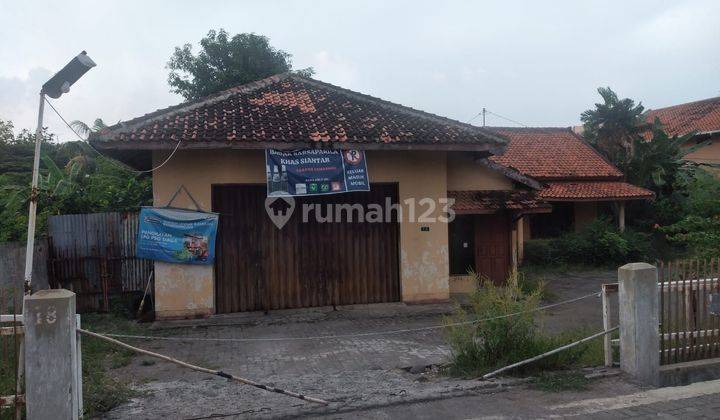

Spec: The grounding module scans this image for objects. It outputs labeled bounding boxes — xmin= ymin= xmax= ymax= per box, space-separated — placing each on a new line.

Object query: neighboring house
xmin=644 ymin=96 xmax=720 ymax=167
xmin=91 ymin=74 xmax=651 ymax=318
xmin=485 ymin=127 xmax=653 ymax=238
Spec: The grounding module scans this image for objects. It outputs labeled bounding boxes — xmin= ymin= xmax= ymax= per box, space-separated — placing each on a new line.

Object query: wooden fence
xmin=47 ymin=212 xmax=152 ymax=312
xmin=658 ymin=259 xmax=720 ymax=365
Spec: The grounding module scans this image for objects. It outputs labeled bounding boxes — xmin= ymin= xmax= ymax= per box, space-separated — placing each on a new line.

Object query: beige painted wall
xmin=151 ymin=149 xmax=464 ymax=318
xmin=574 ymin=201 xmax=598 ymax=232
xmin=685 ymin=137 xmax=720 ymax=169
xmin=446 ymin=153 xmax=513 ymax=190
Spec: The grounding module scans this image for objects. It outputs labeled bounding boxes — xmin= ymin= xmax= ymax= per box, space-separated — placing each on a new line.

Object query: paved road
xmin=318 ymin=379 xmax=720 ymax=419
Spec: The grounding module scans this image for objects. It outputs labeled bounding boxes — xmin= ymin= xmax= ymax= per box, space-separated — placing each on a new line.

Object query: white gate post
xmin=618 ymin=263 xmax=659 ymax=386
xmin=23 ymin=289 xmax=81 ymax=420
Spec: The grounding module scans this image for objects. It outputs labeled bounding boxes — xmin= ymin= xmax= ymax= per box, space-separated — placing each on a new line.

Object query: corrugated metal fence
xmin=47 ymin=212 xmax=151 ymax=312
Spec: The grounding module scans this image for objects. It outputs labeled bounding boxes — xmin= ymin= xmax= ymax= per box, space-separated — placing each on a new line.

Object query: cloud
xmin=310 ymin=51 xmax=359 ymax=87
xmin=632 ymin=0 xmax=720 ymax=54
xmin=0 ymin=68 xmax=53 ymax=133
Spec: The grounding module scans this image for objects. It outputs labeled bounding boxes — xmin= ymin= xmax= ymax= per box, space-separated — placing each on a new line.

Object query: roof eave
xmin=90 ymin=139 xmax=506 ymax=154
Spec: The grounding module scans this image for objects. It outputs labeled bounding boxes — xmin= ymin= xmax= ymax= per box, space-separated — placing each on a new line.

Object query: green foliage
xmin=167 ymin=29 xmax=314 ymax=100
xmin=581 ymin=87 xmax=648 ymax=168
xmin=661 ymin=170 xmax=720 ymax=258
xmin=444 ymin=272 xmax=599 ymax=377
xmin=523 ymin=218 xmax=652 ymax=267
xmin=0 ymin=118 xmax=152 ymax=242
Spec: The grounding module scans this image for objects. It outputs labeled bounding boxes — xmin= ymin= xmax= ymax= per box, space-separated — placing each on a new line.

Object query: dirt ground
xmin=101 ymin=269 xmax=621 ymax=419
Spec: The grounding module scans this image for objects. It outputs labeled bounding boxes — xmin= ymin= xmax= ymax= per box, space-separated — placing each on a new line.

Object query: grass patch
xmin=444 ymin=271 xmax=608 ymax=378
xmin=80 ymin=313 xmax=149 ymax=417
xmin=532 ymin=372 xmax=591 ymax=392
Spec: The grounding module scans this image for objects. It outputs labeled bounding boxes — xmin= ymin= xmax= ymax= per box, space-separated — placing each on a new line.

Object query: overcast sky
xmin=1 ymin=0 xmax=718 ymax=141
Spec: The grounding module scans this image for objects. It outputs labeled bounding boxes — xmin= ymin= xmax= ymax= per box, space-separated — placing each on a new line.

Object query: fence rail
xmin=659 ymin=259 xmax=720 ymax=365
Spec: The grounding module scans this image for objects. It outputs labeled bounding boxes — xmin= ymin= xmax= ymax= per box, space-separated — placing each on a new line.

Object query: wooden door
xmin=474 ymin=213 xmax=511 ymax=284
xmin=212 ymin=184 xmax=400 ymax=313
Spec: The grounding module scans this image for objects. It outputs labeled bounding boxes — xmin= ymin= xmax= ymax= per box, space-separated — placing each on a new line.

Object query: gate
xmin=212 ymin=184 xmax=401 ymax=313
xmin=659 ymin=258 xmax=720 ymax=365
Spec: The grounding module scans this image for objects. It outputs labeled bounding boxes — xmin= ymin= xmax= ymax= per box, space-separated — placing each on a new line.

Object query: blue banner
xmin=136 ymin=207 xmax=218 ymax=265
xmin=265 ymin=149 xmax=370 ymax=196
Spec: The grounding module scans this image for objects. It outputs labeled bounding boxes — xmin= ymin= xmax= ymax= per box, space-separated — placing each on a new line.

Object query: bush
xmin=523 ymin=218 xmax=653 ymax=268
xmin=444 ymin=271 xmax=597 ymax=377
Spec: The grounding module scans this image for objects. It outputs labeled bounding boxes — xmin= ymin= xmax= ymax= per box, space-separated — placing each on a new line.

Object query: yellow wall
xmin=152 ymin=149 xmax=478 ymax=318
xmin=574 ymin=201 xmax=598 ymax=232
xmin=684 ymin=137 xmax=720 ymax=173
xmin=446 ymin=153 xmax=513 ymax=190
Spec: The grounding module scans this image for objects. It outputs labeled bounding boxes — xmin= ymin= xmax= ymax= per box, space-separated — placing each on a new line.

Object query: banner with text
xmin=265 ymin=149 xmax=370 ymax=196
xmin=136 ymin=207 xmax=218 ymax=265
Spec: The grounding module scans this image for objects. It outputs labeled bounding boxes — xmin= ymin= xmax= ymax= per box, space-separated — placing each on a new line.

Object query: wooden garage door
xmin=474 ymin=213 xmax=511 ymax=284
xmin=212 ymin=184 xmax=400 ymax=313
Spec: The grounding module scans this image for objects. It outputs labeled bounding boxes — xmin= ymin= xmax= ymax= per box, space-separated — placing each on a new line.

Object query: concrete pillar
xmin=618 ymin=263 xmax=659 ymax=386
xmin=23 ymin=289 xmax=80 ymax=420
xmin=618 ymin=201 xmax=626 ymax=232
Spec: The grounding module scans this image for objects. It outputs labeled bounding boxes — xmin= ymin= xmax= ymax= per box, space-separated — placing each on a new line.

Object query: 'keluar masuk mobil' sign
xmin=265 ymin=149 xmax=370 ymax=196
xmin=136 ymin=207 xmax=218 ymax=264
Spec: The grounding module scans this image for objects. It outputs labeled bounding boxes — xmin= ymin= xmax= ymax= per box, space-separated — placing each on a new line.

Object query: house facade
xmin=644 ymin=96 xmax=720 ymax=169
xmin=486 ymin=127 xmax=653 ymax=239
xmin=92 ymin=74 xmax=651 ymax=319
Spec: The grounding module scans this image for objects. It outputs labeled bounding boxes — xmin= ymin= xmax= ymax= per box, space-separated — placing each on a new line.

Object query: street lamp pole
xmin=23 ymin=51 xmax=95 ymax=293
xmin=23 ymin=92 xmax=46 ymax=292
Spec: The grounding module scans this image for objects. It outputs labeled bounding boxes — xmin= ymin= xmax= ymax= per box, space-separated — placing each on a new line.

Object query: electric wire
xmin=43 ymin=97 xmax=182 ymax=174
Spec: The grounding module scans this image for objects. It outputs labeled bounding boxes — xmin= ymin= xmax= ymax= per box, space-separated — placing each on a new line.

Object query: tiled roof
xmin=486 ymin=127 xmax=622 ymax=181
xmin=538 ymin=182 xmax=654 ymax=201
xmin=90 ymin=73 xmax=505 ymax=152
xmin=645 ymin=97 xmax=720 ymax=137
xmin=449 ymin=190 xmax=552 ymax=214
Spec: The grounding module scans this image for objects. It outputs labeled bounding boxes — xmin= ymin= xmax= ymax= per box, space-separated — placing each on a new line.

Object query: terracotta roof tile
xmin=486 ymin=127 xmax=622 ymax=180
xmin=449 ymin=190 xmax=552 ymax=214
xmin=538 ymin=182 xmax=654 ymax=201
xmin=91 ymin=73 xmax=505 ymax=151
xmin=645 ymin=97 xmax=720 ymax=137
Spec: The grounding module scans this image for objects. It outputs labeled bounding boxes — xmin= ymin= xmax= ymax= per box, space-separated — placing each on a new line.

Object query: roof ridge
xmin=93 ymin=73 xmax=506 ymax=146
xmin=92 ymin=73 xmax=295 ymax=138
xmin=290 ymin=75 xmax=506 ymax=142
xmin=646 ymin=95 xmax=720 ymax=114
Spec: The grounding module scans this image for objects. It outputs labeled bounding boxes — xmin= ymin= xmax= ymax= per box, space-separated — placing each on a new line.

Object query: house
xmin=644 ymin=96 xmax=720 ymax=168
xmin=485 ymin=127 xmax=653 ymax=238
xmin=91 ymin=74 xmax=651 ymax=318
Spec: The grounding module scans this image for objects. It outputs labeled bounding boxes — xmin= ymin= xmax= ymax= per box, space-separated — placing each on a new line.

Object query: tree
xmin=167 ymin=29 xmax=314 ymax=100
xmin=70 ymin=118 xmax=108 ymax=138
xmin=581 ymin=87 xmax=649 ymax=168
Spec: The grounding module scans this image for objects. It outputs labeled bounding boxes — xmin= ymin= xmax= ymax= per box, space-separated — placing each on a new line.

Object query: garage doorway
xmin=212 ymin=184 xmax=400 ymax=313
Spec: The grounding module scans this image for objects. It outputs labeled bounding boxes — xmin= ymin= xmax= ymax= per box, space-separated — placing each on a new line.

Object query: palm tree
xmin=70 ymin=118 xmax=108 ymax=139
xmin=580 ymin=87 xmax=649 ymax=169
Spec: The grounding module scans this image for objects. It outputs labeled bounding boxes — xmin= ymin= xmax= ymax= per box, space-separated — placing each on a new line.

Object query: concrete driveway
xmin=103 ymin=270 xmax=619 ymax=419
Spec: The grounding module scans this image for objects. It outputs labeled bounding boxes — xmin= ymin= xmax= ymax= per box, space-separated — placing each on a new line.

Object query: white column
xmin=23 ymin=289 xmax=80 ymax=420
xmin=618 ymin=201 xmax=626 ymax=232
xmin=618 ymin=263 xmax=659 ymax=386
